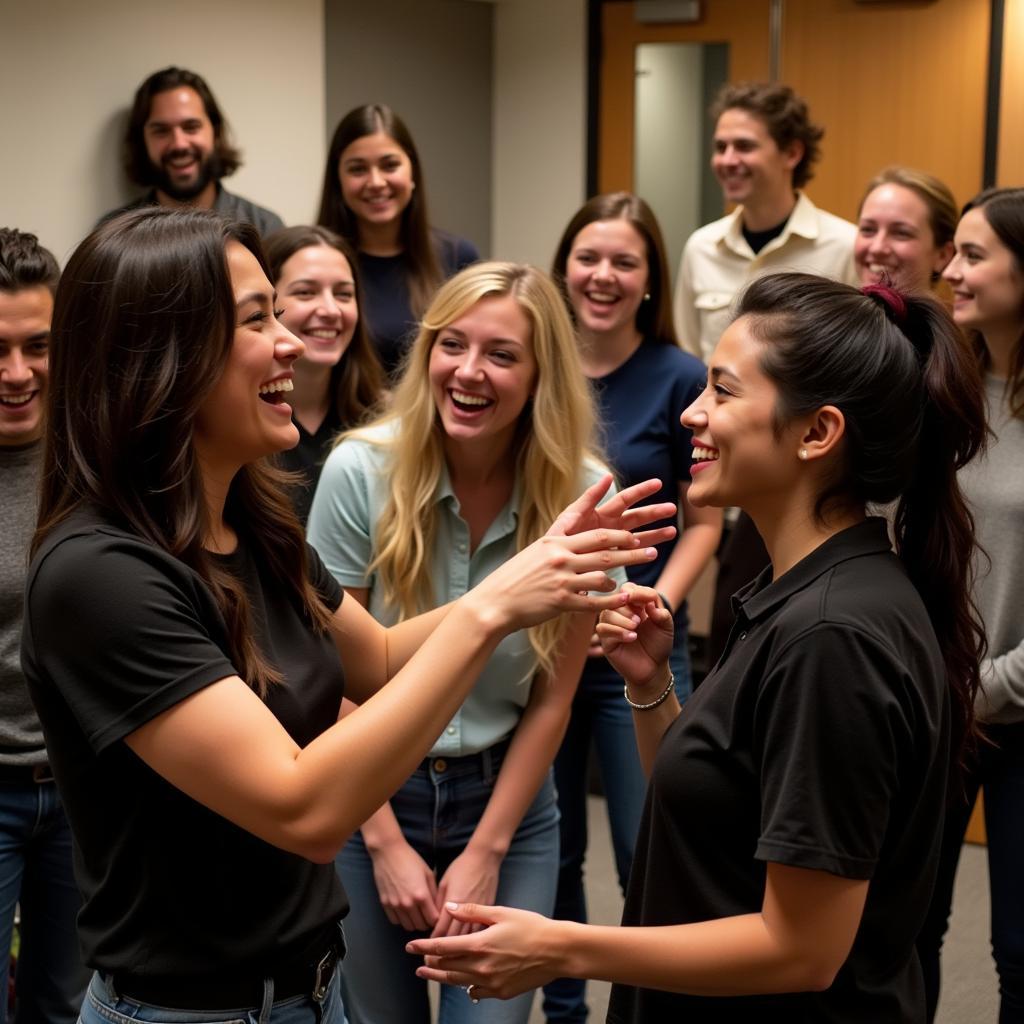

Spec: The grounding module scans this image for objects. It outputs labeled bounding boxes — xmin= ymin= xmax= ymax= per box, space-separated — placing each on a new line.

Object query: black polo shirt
xmin=608 ymin=518 xmax=948 ymax=1023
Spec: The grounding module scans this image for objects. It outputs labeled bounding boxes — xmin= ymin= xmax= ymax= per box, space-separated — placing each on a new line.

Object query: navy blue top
xmin=590 ymin=338 xmax=705 ymax=624
xmin=359 ymin=228 xmax=479 ymax=378
xmin=593 ymin=337 xmax=704 ymax=593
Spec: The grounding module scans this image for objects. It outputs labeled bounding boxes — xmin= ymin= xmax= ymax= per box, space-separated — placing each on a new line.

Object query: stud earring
xmin=799 ymin=448 xmax=808 ymax=460
xmin=643 ymin=292 xmax=651 ymax=301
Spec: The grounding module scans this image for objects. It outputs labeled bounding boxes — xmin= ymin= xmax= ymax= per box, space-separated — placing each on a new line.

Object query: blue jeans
xmin=917 ymin=722 xmax=1024 ymax=1023
xmin=542 ymin=635 xmax=691 ymax=1023
xmin=0 ymin=777 xmax=88 ymax=1024
xmin=79 ymin=969 xmax=346 ymax=1024
xmin=336 ymin=744 xmax=560 ymax=1024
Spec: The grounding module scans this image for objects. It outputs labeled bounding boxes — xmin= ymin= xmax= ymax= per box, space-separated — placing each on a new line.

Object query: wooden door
xmin=598 ymin=0 xmax=772 ymax=195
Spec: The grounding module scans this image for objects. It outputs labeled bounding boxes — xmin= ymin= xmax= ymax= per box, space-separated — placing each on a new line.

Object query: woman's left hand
xmin=408 ymin=902 xmax=562 ymax=1000
xmin=432 ymin=850 xmax=503 ymax=938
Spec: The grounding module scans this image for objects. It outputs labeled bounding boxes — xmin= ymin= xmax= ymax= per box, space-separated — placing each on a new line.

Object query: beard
xmin=152 ymin=147 xmax=222 ymax=202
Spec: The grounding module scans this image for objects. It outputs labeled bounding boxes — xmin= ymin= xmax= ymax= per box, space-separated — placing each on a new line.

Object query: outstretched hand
xmin=547 ymin=475 xmax=677 ymax=549
xmin=470 ymin=477 xmax=677 ymax=633
xmin=407 ymin=902 xmax=563 ymax=1002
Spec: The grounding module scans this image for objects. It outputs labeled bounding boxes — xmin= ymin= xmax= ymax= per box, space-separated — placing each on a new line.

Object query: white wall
xmin=492 ymin=0 xmax=588 ymax=267
xmin=0 ymin=0 xmax=326 ymax=264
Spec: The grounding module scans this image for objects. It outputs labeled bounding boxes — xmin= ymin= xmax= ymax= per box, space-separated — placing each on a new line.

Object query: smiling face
xmin=682 ymin=315 xmax=806 ymax=515
xmin=428 ymin=294 xmax=537 ymax=458
xmin=194 ymin=243 xmax=305 ymax=473
xmin=944 ymin=206 xmax=1024 ymax=336
xmin=565 ymin=218 xmax=649 ymax=342
xmin=0 ymin=285 xmax=52 ymax=446
xmin=855 ymin=183 xmax=951 ymax=294
xmin=711 ymin=108 xmax=800 ymax=210
xmin=143 ymin=87 xmax=218 ymax=202
xmin=276 ymin=244 xmax=357 ymax=370
xmin=338 ymin=131 xmax=415 ymax=236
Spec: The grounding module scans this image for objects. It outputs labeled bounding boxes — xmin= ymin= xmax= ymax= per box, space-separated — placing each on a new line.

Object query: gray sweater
xmin=0 ymin=441 xmax=45 ymax=764
xmin=963 ymin=374 xmax=1024 ymax=724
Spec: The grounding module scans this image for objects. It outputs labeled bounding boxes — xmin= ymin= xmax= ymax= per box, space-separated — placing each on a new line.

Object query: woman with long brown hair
xmin=317 ymin=104 xmax=478 ymax=377
xmin=19 ymin=207 xmax=672 ymax=1024
xmin=264 ymin=225 xmax=384 ymax=523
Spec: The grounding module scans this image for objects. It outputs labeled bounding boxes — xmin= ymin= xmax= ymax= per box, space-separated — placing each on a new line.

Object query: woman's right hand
xmin=469 ymin=477 xmax=677 ymax=634
xmin=366 ymin=833 xmax=441 ymax=933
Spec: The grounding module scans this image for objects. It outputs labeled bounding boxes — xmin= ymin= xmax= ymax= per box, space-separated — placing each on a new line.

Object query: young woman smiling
xmin=20 ymin=209 xmax=673 ymax=1024
xmin=408 ymin=271 xmax=986 ymax=1023
xmin=917 ymin=187 xmax=1024 ymax=1022
xmin=855 ymin=167 xmax=957 ymax=295
xmin=316 ymin=104 xmax=479 ymax=378
xmin=307 ymin=261 xmax=630 ymax=1024
xmin=544 ymin=193 xmax=720 ymax=1023
xmin=265 ymin=226 xmax=384 ymax=524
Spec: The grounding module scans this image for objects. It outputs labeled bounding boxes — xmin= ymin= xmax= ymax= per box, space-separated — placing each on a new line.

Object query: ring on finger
xmin=466 ymin=983 xmax=480 ymax=1004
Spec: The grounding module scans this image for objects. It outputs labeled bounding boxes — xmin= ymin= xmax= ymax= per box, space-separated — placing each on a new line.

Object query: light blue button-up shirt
xmin=307 ymin=422 xmax=621 ymax=756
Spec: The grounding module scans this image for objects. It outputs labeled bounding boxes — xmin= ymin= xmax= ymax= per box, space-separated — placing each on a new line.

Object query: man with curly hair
xmin=674 ymin=82 xmax=857 ymax=362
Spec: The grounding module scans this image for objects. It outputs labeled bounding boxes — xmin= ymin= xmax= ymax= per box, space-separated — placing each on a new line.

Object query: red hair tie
xmin=861 ymin=283 xmax=908 ymax=327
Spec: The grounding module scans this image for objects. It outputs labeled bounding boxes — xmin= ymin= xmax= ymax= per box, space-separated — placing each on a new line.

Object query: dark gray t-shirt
xmin=0 ymin=440 xmax=45 ymax=765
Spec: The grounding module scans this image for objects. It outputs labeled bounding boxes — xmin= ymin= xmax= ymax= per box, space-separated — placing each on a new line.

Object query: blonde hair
xmin=341 ymin=261 xmax=604 ymax=676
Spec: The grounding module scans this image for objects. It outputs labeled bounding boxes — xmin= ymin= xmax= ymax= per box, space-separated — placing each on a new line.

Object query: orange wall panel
xmin=781 ymin=0 xmax=989 ymax=220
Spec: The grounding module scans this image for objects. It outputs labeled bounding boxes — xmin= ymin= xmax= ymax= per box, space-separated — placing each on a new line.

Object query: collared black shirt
xmin=608 ymin=518 xmax=948 ymax=1023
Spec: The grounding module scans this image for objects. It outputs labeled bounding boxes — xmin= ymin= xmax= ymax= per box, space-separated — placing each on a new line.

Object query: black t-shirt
xmin=608 ymin=519 xmax=948 ymax=1023
xmin=21 ymin=508 xmax=348 ymax=983
xmin=277 ymin=407 xmax=344 ymax=526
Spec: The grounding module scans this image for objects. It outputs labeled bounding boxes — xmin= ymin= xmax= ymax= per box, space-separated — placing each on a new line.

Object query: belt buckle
xmin=311 ymin=948 xmax=334 ymax=1002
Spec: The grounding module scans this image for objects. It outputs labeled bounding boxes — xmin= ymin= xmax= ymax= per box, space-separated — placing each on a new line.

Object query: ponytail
xmin=889 ymin=296 xmax=987 ymax=764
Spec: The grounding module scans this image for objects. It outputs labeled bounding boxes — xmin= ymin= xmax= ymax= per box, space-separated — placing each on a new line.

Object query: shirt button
xmin=458 ymin=542 xmax=467 ymax=553
xmin=446 ymin=725 xmax=457 ymax=735
xmin=433 ymin=759 xmax=448 ymax=773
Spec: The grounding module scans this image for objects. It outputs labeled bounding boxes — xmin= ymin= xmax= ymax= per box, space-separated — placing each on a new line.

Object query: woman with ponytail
xmin=409 ymin=271 xmax=986 ymax=1023
xmin=917 ymin=186 xmax=1024 ymax=1022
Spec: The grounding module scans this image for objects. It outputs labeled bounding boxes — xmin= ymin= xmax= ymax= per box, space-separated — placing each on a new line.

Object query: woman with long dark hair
xmin=317 ymin=104 xmax=478 ymax=377
xmin=19 ymin=207 xmax=673 ymax=1024
xmin=544 ymin=193 xmax=720 ymax=1022
xmin=409 ymin=271 xmax=987 ymax=1023
xmin=264 ymin=225 xmax=384 ymax=523
xmin=917 ymin=186 xmax=1024 ymax=1022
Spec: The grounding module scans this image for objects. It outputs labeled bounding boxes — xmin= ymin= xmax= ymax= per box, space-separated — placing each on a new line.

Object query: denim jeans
xmin=917 ymin=721 xmax=1024 ymax=1024
xmin=336 ymin=744 xmax=560 ymax=1024
xmin=542 ymin=634 xmax=691 ymax=1023
xmin=79 ymin=969 xmax=346 ymax=1024
xmin=0 ymin=777 xmax=89 ymax=1024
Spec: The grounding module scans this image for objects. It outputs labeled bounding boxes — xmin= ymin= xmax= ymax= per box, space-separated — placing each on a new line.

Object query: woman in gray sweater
xmin=918 ymin=186 xmax=1024 ymax=1022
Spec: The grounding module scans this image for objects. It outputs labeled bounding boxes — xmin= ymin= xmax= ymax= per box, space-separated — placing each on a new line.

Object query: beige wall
xmin=0 ymin=0 xmax=326 ymax=264
xmin=491 ymin=0 xmax=587 ymax=267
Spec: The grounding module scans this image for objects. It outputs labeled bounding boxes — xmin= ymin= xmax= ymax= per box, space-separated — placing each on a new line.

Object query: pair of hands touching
xmin=389 ymin=477 xmax=677 ymax=989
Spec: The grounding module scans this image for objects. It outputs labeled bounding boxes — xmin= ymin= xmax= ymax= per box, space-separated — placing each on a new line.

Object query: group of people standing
xmin=0 ymin=63 xmax=1020 ymax=1024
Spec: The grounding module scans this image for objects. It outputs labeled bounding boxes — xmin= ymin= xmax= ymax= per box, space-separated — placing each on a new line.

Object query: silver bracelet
xmin=624 ymin=672 xmax=675 ymax=711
